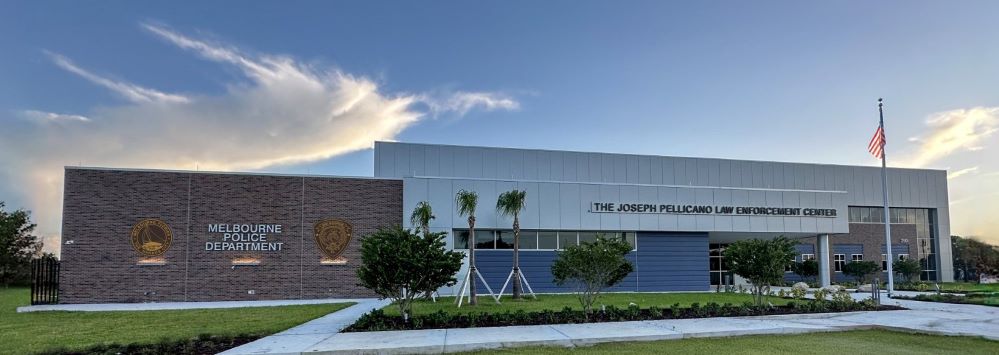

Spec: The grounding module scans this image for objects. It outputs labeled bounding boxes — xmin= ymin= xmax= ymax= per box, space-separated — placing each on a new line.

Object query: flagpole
xmin=879 ymin=98 xmax=895 ymax=297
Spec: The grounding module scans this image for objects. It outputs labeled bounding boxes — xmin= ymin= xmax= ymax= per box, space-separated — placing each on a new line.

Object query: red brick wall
xmin=60 ymin=168 xmax=401 ymax=304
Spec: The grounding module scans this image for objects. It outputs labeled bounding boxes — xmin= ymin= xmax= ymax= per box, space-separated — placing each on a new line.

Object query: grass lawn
xmin=460 ymin=329 xmax=999 ymax=354
xmin=384 ymin=292 xmax=795 ymax=316
xmin=0 ymin=287 xmax=353 ymax=355
xmin=898 ymin=282 xmax=999 ymax=293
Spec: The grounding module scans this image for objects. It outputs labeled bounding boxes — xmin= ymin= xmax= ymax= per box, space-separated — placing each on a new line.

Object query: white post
xmin=818 ymin=234 xmax=831 ymax=287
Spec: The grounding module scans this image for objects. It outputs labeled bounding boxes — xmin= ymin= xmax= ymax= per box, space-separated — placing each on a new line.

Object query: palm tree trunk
xmin=468 ymin=217 xmax=478 ymax=305
xmin=512 ymin=214 xmax=522 ymax=299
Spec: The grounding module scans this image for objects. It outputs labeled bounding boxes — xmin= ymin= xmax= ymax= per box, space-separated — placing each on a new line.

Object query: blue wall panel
xmin=636 ymin=232 xmax=709 ymax=291
xmin=471 ymin=250 xmax=638 ymax=293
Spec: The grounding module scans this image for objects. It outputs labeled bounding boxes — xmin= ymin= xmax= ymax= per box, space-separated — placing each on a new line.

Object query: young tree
xmin=842 ymin=260 xmax=880 ymax=285
xmin=893 ymin=258 xmax=921 ymax=283
xmin=356 ymin=226 xmax=463 ymax=321
xmin=496 ymin=189 xmax=527 ymax=299
xmin=723 ymin=236 xmax=797 ymax=306
xmin=551 ymin=235 xmax=634 ymax=315
xmin=791 ymin=259 xmax=819 ymax=284
xmin=455 ymin=189 xmax=480 ymax=305
xmin=409 ymin=201 xmax=435 ymax=236
xmin=0 ymin=202 xmax=43 ymax=287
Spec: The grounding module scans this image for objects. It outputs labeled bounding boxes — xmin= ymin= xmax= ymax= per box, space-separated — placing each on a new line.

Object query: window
xmin=709 ymin=243 xmax=731 ymax=286
xmin=851 ymin=254 xmax=863 ymax=262
xmin=834 ymin=254 xmax=846 ymax=272
xmin=898 ymin=254 xmax=909 ymax=261
xmin=454 ymin=229 xmax=637 ymax=252
xmin=475 ymin=230 xmax=495 ymax=249
xmin=537 ymin=231 xmax=557 ymax=250
xmin=802 ymin=254 xmax=815 ymax=261
xmin=557 ymin=231 xmax=577 ymax=250
xmin=519 ymin=230 xmax=538 ymax=249
xmin=786 ymin=256 xmax=795 ymax=273
xmin=455 ymin=230 xmax=469 ymax=249
xmin=881 ymin=254 xmax=887 ymax=271
xmin=577 ymin=231 xmax=599 ymax=245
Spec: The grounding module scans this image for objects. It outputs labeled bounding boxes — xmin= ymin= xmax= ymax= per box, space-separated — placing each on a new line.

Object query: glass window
xmin=851 ymin=254 xmax=863 ymax=262
xmin=881 ymin=254 xmax=887 ymax=271
xmin=861 ymin=208 xmax=871 ymax=223
xmin=898 ymin=254 xmax=908 ymax=260
xmin=834 ymin=254 xmax=846 ymax=272
xmin=537 ymin=231 xmax=557 ymax=249
xmin=454 ymin=230 xmax=469 ymax=249
xmin=871 ymin=208 xmax=884 ymax=223
xmin=495 ymin=230 xmax=515 ymax=249
xmin=623 ymin=232 xmax=637 ymax=250
xmin=518 ymin=230 xmax=538 ymax=250
xmin=578 ymin=232 xmax=599 ymax=245
xmin=850 ymin=207 xmax=861 ymax=222
xmin=557 ymin=231 xmax=577 ymax=249
xmin=474 ymin=230 xmax=495 ymax=249
xmin=906 ymin=209 xmax=916 ymax=224
xmin=802 ymin=254 xmax=815 ymax=261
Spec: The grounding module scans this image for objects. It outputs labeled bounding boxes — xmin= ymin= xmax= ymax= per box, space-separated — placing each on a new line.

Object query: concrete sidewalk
xmin=17 ymin=298 xmax=371 ymax=313
xmin=221 ymin=295 xmax=999 ymax=355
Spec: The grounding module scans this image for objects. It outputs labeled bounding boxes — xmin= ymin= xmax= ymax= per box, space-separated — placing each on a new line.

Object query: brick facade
xmin=60 ymin=168 xmax=402 ymax=304
xmin=795 ymin=223 xmax=918 ymax=283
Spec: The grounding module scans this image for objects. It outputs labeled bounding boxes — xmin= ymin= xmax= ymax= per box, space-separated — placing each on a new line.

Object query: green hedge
xmin=36 ymin=334 xmax=258 ymax=355
xmin=346 ymin=300 xmax=901 ymax=332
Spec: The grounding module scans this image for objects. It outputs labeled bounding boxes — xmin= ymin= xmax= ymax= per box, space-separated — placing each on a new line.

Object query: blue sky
xmin=2 ymin=1 xmax=998 ymax=250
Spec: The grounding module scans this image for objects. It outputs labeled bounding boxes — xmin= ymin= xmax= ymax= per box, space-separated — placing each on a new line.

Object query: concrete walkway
xmin=219 ymin=298 xmax=392 ymax=355
xmin=17 ymin=298 xmax=372 ymax=313
xmin=221 ymin=294 xmax=999 ymax=355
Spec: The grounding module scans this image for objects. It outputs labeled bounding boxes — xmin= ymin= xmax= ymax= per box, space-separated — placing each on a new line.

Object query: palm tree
xmin=455 ymin=189 xmax=479 ymax=305
xmin=496 ymin=189 xmax=527 ymax=299
xmin=410 ymin=201 xmax=436 ymax=299
xmin=410 ymin=201 xmax=434 ymax=236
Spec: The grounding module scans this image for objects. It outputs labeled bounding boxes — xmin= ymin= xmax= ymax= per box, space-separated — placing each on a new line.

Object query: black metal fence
xmin=31 ymin=258 xmax=60 ymax=305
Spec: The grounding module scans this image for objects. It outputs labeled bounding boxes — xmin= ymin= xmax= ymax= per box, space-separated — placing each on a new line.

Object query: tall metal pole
xmin=879 ymin=98 xmax=895 ymax=297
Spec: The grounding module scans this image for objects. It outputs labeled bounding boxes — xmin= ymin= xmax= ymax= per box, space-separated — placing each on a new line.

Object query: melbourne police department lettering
xmin=205 ymin=224 xmax=285 ymax=251
xmin=590 ymin=203 xmax=837 ymax=217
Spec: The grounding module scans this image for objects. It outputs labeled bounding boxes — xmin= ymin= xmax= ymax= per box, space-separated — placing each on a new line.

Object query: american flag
xmin=868 ymin=125 xmax=886 ymax=159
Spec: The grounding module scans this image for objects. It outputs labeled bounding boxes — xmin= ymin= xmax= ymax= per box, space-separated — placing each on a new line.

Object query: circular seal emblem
xmin=314 ymin=219 xmax=352 ymax=260
xmin=130 ymin=219 xmax=173 ymax=257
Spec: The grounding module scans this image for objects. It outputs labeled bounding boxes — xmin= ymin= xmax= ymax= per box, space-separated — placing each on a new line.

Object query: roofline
xmin=64 ymin=166 xmax=402 ymax=181
xmin=374 ymin=141 xmax=948 ymax=174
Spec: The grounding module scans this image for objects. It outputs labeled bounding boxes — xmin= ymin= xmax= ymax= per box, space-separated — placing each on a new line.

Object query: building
xmin=58 ymin=142 xmax=952 ymax=303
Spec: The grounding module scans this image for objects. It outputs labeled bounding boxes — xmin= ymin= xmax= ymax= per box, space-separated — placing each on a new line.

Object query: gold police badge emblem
xmin=314 ymin=219 xmax=352 ymax=260
xmin=130 ymin=219 xmax=173 ymax=257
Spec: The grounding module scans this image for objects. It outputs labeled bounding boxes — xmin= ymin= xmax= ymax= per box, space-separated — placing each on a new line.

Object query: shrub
xmin=842 ymin=261 xmax=880 ymax=284
xmin=723 ymin=236 xmax=797 ymax=306
xmin=551 ymin=235 xmax=634 ymax=314
xmin=893 ymin=258 xmax=921 ymax=283
xmin=356 ymin=226 xmax=464 ymax=321
xmin=791 ymin=259 xmax=819 ymax=283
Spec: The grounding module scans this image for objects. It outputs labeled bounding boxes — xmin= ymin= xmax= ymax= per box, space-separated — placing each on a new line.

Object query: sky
xmin=1 ymin=1 xmax=998 ymax=255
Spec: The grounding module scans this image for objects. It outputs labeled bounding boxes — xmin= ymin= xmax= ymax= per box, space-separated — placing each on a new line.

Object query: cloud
xmin=422 ymin=91 xmax=520 ymax=116
xmin=947 ymin=166 xmax=979 ymax=180
xmin=1 ymin=23 xmax=518 ymax=255
xmin=18 ymin=110 xmax=91 ymax=123
xmin=902 ymin=107 xmax=999 ymax=167
xmin=45 ymin=51 xmax=190 ymax=104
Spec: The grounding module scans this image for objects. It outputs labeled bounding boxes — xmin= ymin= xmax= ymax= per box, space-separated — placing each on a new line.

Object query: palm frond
xmin=496 ymin=189 xmax=526 ymax=217
xmin=455 ymin=189 xmax=478 ymax=217
xmin=410 ymin=201 xmax=435 ymax=230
